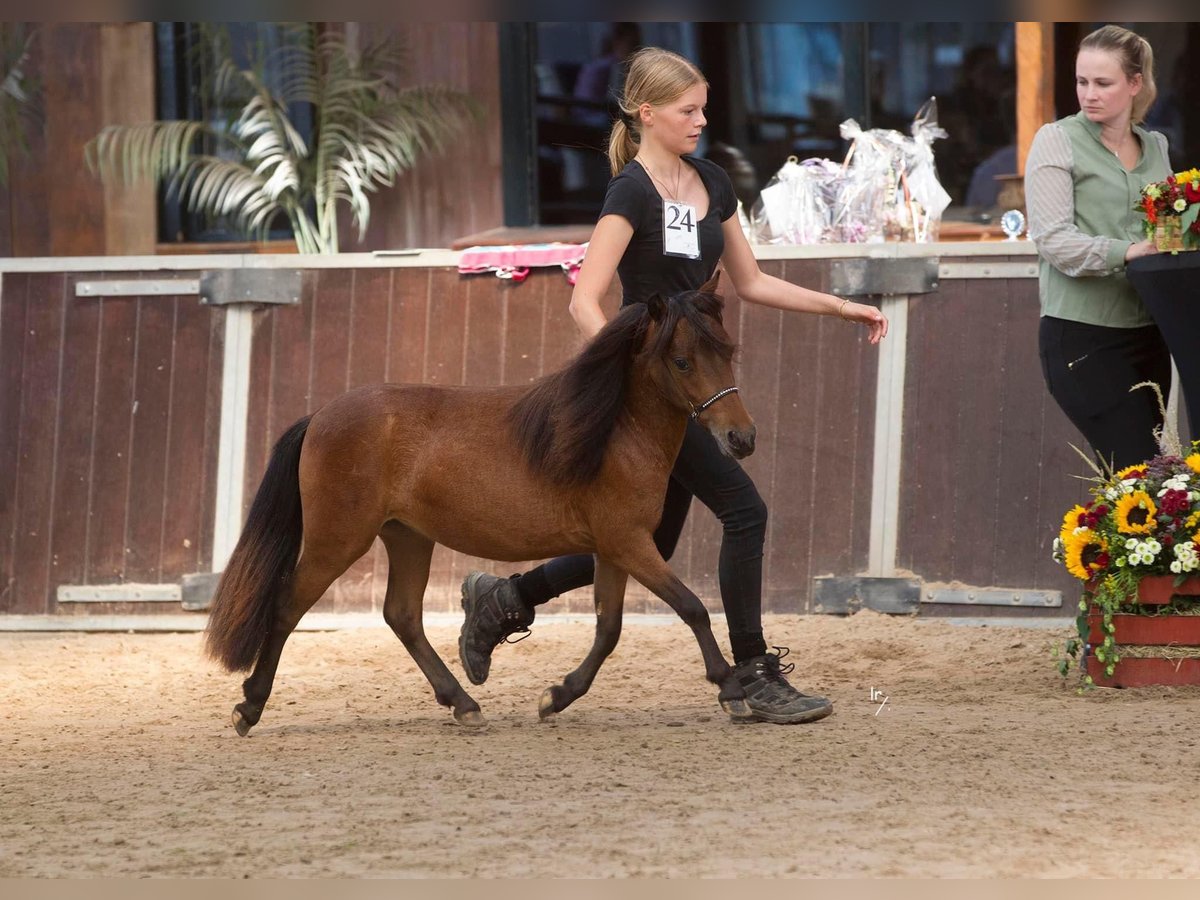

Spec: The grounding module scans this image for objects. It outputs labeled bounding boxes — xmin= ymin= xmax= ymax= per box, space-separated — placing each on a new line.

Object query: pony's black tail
xmin=204 ymin=415 xmax=311 ymax=672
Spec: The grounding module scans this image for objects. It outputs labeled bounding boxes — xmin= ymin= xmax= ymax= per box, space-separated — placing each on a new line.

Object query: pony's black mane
xmin=508 ymin=290 xmax=735 ymax=486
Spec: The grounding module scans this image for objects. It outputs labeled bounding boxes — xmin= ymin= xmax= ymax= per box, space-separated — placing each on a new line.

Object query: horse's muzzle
xmin=724 ymin=425 xmax=756 ymax=459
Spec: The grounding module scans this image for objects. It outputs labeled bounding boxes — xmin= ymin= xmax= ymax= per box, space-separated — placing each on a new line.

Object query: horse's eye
xmin=673 ymin=357 xmax=691 ymax=372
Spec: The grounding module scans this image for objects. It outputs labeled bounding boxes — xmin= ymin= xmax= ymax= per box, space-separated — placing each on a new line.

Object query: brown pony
xmin=205 ymin=274 xmax=757 ymax=734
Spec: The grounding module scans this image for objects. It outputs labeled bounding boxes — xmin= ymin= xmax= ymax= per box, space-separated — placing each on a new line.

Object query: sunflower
xmin=1114 ymin=491 xmax=1157 ymax=534
xmin=1064 ymin=529 xmax=1108 ymax=581
xmin=1113 ymin=464 xmax=1147 ymax=483
xmin=1186 ymin=453 xmax=1200 ymax=475
xmin=1060 ymin=504 xmax=1088 ymax=545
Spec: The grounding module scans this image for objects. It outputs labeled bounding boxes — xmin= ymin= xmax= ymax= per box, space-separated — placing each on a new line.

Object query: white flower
xmin=1126 ymin=538 xmax=1139 ymax=550
xmin=1174 ymin=198 xmax=1188 ymax=212
xmin=1171 ymin=560 xmax=1183 ymax=573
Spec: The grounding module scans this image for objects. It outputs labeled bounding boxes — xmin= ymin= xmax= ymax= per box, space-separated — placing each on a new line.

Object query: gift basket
xmin=750 ymin=98 xmax=952 ymax=245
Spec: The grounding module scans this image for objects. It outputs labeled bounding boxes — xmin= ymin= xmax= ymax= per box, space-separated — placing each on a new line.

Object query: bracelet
xmin=838 ymin=298 xmax=851 ymax=320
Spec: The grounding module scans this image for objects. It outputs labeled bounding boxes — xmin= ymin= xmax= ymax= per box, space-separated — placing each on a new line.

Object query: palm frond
xmin=86 ymin=120 xmax=219 ymax=186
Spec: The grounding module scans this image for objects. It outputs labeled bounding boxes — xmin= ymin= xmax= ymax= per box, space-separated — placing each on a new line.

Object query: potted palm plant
xmin=86 ymin=24 xmax=479 ymax=253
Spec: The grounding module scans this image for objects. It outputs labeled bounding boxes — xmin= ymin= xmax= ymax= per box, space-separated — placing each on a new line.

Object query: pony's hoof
xmin=720 ymin=698 xmax=755 ymax=721
xmin=232 ymin=709 xmax=253 ymax=737
xmin=538 ymin=686 xmax=560 ymax=720
xmin=455 ymin=709 xmax=487 ymax=728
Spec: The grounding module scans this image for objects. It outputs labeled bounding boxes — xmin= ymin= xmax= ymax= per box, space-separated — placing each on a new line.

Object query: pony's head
xmin=643 ymin=273 xmax=756 ymax=459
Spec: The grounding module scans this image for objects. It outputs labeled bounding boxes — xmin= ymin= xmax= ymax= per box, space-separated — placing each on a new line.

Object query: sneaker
xmin=733 ymin=647 xmax=833 ymax=724
xmin=458 ymin=571 xmax=535 ymax=685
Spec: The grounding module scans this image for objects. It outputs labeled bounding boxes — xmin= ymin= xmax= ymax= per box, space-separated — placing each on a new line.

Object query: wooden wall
xmin=0 ymin=23 xmax=156 ymax=258
xmin=1 ymin=259 xmax=1087 ymax=618
xmin=0 ymin=272 xmax=224 ymax=615
xmin=897 ymin=273 xmax=1085 ymax=597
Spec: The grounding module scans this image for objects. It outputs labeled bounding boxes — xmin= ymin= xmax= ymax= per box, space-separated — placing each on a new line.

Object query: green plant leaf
xmin=85 ymin=23 xmax=477 ymax=252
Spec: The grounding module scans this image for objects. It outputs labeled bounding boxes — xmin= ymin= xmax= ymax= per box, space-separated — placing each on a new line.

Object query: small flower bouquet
xmin=1054 ymin=433 xmax=1200 ymax=684
xmin=1137 ymin=168 xmax=1200 ymax=252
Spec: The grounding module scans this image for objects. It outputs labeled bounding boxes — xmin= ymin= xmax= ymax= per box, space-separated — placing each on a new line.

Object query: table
xmin=1127 ymin=251 xmax=1200 ymax=440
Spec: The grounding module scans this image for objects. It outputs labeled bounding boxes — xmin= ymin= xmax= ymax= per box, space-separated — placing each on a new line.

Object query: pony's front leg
xmin=538 ymin=555 xmax=626 ymax=720
xmin=613 ymin=544 xmax=753 ymax=721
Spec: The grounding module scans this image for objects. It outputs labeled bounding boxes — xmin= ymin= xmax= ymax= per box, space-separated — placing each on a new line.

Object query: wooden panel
xmin=898 ymin=275 xmax=1085 ymax=603
xmin=898 ymin=287 xmax=962 ymax=580
xmin=501 ymin=276 xmax=548 ymax=387
xmin=159 ymin=297 xmax=222 ymax=577
xmin=462 ymin=275 xmax=504 ymax=387
xmin=122 ymin=292 xmax=176 ymax=582
xmin=85 ymin=295 xmax=138 ymax=583
xmin=9 ymin=275 xmax=66 ymax=613
xmin=0 ymin=275 xmax=31 ymax=611
xmin=387 ymin=268 xmax=431 ymax=385
xmin=48 ymin=274 xmax=103 ymax=604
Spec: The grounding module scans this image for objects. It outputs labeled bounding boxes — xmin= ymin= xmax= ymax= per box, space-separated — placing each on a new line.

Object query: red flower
xmin=1186 ymin=180 xmax=1200 ymax=203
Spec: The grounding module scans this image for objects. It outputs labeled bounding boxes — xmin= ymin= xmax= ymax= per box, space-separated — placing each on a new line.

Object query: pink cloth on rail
xmin=457 ymin=243 xmax=588 ymax=284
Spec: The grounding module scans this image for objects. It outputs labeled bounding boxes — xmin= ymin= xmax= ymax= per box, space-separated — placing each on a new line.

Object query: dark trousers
xmin=518 ymin=417 xmax=769 ymax=662
xmin=1038 ymin=316 xmax=1172 ymax=471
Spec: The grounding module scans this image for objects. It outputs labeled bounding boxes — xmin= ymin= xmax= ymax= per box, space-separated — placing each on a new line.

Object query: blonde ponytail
xmin=607 ymin=118 xmax=640 ymax=176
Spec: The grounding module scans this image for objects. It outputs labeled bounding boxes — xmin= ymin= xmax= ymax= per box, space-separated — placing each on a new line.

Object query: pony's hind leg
xmin=233 ymin=541 xmax=369 ymax=736
xmin=379 ymin=521 xmax=485 ymax=728
xmin=538 ymin=555 xmax=626 ymax=720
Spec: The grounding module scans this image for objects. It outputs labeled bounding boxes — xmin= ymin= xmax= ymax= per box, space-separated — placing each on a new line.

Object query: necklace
xmin=638 ymin=156 xmax=683 ymax=201
xmin=1102 ymin=128 xmax=1132 ymax=158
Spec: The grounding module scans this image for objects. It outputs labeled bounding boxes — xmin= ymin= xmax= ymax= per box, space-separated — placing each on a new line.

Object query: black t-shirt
xmin=600 ymin=156 xmax=739 ymax=307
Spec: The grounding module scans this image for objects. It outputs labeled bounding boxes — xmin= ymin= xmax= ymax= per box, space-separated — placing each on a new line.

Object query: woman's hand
xmin=839 ymin=299 xmax=889 ymax=344
xmin=1125 ymin=239 xmax=1159 ymax=263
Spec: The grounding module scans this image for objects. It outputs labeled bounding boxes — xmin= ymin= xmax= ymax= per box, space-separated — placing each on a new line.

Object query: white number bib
xmin=663 ymin=200 xmax=700 ymax=259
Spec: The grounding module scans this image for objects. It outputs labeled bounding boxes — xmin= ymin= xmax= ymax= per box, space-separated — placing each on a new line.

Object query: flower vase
xmin=1085 ymin=574 xmax=1200 ymax=687
xmin=1153 ymin=216 xmax=1186 ymax=252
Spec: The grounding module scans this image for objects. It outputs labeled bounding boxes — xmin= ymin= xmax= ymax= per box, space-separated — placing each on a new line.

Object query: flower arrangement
xmin=1137 ymin=168 xmax=1200 ymax=252
xmin=1054 ymin=434 xmax=1200 ymax=683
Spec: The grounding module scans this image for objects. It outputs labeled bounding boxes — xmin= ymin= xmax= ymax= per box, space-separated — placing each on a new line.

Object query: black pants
xmin=1038 ymin=316 xmax=1172 ymax=471
xmin=516 ymin=418 xmax=769 ymax=663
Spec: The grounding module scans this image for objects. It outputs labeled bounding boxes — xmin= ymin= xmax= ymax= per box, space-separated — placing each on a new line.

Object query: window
xmin=154 ymin=22 xmax=314 ymax=244
xmin=516 ymin=22 xmax=1017 ymax=226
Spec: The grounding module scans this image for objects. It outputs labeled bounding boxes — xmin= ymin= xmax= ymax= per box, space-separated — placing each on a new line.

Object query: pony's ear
xmin=645 ymin=293 xmax=668 ymax=321
xmin=698 ymin=271 xmax=721 ymax=295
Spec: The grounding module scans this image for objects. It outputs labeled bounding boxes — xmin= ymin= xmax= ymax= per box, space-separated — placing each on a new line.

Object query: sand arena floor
xmin=2 ymin=611 xmax=1199 ymax=878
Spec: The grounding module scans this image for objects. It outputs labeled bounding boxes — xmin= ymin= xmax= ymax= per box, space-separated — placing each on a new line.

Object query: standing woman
xmin=459 ymin=47 xmax=887 ymax=724
xmin=1027 ymin=24 xmax=1171 ymax=471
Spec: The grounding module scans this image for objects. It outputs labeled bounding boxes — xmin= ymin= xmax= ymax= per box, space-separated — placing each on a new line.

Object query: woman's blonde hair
xmin=1079 ymin=24 xmax=1157 ymax=124
xmin=607 ymin=47 xmax=707 ymax=176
